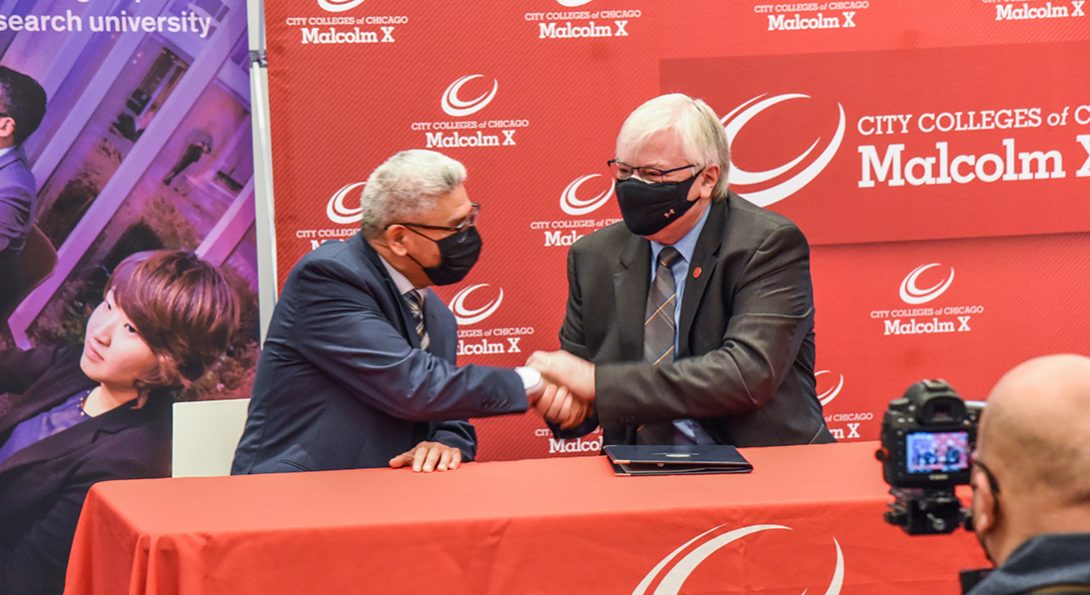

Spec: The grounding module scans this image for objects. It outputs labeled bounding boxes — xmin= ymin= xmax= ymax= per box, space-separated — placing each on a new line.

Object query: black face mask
xmin=405 ymin=226 xmax=483 ymax=286
xmin=615 ymin=172 xmax=701 ymax=236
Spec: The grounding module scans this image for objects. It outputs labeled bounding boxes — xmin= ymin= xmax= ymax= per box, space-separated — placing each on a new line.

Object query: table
xmin=65 ymin=442 xmax=988 ymax=594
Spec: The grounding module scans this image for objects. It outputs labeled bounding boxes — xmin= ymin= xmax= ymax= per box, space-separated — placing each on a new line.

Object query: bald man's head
xmin=981 ymin=354 xmax=1090 ymax=502
xmin=971 ymin=354 xmax=1090 ymax=565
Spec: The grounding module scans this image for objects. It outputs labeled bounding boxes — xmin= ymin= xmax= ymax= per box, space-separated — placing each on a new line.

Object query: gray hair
xmin=360 ymin=150 xmax=467 ymax=237
xmin=616 ymin=93 xmax=730 ymax=201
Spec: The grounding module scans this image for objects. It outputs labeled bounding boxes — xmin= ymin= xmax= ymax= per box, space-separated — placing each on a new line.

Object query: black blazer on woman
xmin=0 ymin=346 xmax=171 ymax=595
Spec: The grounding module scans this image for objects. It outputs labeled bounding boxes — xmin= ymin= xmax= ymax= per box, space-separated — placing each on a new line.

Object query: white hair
xmin=615 ymin=93 xmax=730 ymax=200
xmin=360 ymin=150 xmax=467 ymax=237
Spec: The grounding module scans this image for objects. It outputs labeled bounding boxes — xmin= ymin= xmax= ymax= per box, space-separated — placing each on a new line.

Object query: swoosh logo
xmin=317 ymin=0 xmax=366 ymax=12
xmin=721 ymin=93 xmax=845 ymax=207
xmin=634 ymin=524 xmax=844 ymax=595
xmin=450 ymin=284 xmax=504 ymax=325
xmin=441 ymin=75 xmax=498 ymax=118
xmin=816 ymin=370 xmax=845 ymax=407
xmin=326 ymin=182 xmax=366 ymax=225
xmin=560 ymin=174 xmax=613 ymax=216
xmin=899 ymin=263 xmax=955 ymax=305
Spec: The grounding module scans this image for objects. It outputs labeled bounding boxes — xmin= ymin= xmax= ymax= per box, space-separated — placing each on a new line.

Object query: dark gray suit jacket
xmin=232 ymin=233 xmax=527 ymax=474
xmin=557 ymin=193 xmax=833 ymax=447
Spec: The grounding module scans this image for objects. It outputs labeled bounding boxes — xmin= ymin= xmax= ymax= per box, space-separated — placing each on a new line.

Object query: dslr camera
xmin=876 ymin=379 xmax=985 ymax=535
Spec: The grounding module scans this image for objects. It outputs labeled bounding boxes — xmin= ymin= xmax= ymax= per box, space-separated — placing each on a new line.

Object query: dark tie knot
xmin=657 ymin=247 xmax=682 ymax=269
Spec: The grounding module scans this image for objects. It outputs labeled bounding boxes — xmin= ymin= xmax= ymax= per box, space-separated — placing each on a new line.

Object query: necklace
xmin=78 ymin=388 xmax=96 ymax=417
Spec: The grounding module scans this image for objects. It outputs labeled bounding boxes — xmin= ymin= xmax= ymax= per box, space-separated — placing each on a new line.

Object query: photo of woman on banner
xmin=0 ymin=250 xmax=239 ymax=594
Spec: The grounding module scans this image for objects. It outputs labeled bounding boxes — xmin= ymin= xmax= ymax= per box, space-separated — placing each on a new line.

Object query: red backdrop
xmin=264 ymin=0 xmax=1090 ymax=460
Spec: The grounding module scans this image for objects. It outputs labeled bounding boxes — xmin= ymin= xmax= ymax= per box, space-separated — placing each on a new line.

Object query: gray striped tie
xmin=403 ymin=290 xmax=430 ymax=351
xmin=643 ymin=247 xmax=682 ymax=365
xmin=637 ymin=247 xmax=683 ymax=444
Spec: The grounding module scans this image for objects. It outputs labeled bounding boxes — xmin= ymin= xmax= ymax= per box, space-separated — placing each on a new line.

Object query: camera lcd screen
xmin=906 ymin=431 xmax=970 ymax=474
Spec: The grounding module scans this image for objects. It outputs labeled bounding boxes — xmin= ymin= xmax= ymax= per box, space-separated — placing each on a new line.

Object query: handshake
xmin=525 ymin=350 xmax=597 ymax=430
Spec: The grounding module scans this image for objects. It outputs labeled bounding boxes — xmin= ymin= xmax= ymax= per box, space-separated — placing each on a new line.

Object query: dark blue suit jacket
xmin=232 ymin=233 xmax=526 ymax=474
xmin=0 ymin=147 xmax=37 ymax=310
xmin=0 ymin=347 xmax=172 ymax=595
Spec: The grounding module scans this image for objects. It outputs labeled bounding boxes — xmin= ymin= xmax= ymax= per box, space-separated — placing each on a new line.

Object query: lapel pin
xmin=693 ymin=267 xmax=702 ymax=279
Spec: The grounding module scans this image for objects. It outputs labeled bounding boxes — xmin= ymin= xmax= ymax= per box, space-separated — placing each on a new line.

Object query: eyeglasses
xmin=607 ymin=159 xmax=697 ymax=186
xmin=391 ymin=202 xmax=480 ymax=239
xmin=971 ymin=456 xmax=1000 ymax=494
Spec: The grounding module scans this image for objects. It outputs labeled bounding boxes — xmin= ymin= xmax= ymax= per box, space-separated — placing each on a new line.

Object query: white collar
xmin=378 ymin=253 xmax=421 ymax=299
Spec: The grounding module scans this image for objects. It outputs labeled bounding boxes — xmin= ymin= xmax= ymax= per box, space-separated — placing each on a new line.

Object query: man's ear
xmin=0 ymin=117 xmax=15 ymax=144
xmin=385 ymin=225 xmax=410 ymax=257
xmin=972 ymin=468 xmax=997 ymax=536
xmin=696 ymin=162 xmax=720 ymax=200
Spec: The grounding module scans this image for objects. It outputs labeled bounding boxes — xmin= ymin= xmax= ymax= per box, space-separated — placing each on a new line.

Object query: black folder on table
xmin=603 ymin=444 xmax=753 ymax=476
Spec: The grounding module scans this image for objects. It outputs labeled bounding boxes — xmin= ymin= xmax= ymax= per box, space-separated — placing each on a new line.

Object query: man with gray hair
xmin=234 ymin=150 xmax=543 ymax=474
xmin=965 ymin=354 xmax=1090 ymax=594
xmin=529 ymin=93 xmax=834 ymax=447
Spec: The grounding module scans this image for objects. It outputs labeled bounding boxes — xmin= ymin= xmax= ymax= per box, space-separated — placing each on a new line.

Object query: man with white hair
xmin=233 ymin=150 xmax=543 ymax=474
xmin=966 ymin=354 xmax=1090 ymax=594
xmin=529 ymin=93 xmax=833 ymax=447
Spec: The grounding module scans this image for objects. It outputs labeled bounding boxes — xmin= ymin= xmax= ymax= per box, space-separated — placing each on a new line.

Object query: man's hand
xmin=527 ymin=350 xmax=597 ymax=404
xmin=533 ymin=382 xmax=590 ymax=429
xmin=388 ymin=441 xmax=462 ymax=472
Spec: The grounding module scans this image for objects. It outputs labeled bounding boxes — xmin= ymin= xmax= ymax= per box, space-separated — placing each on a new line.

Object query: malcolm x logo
xmin=326 ymin=182 xmax=366 ymax=225
xmin=721 ymin=93 xmax=845 ymax=207
xmin=450 ymin=284 xmax=504 ymax=326
xmin=899 ymin=263 xmax=955 ymax=305
xmin=317 ymin=0 xmax=366 ymax=12
xmin=815 ymin=370 xmax=844 ymax=407
xmin=441 ymin=75 xmax=498 ymax=118
xmin=560 ymin=174 xmax=613 ymax=216
xmin=634 ymin=524 xmax=844 ymax=594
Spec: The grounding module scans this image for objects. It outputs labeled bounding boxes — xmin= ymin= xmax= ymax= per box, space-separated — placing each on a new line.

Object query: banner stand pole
xmin=246 ymin=0 xmax=277 ymax=343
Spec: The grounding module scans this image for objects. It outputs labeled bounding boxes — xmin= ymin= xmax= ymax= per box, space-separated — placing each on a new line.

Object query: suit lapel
xmin=614 ymin=234 xmax=651 ymax=362
xmin=357 ymin=234 xmax=417 ymax=347
xmin=0 ymin=412 xmax=98 ymax=475
xmin=0 ymin=356 xmax=94 ymax=436
xmin=678 ymin=200 xmax=727 ymax=357
xmin=0 ymin=393 xmax=166 ymax=476
xmin=422 ymin=289 xmax=453 ymax=361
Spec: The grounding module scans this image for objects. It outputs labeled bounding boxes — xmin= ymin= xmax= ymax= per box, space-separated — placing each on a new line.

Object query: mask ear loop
xmin=397 ymin=225 xmax=440 ymax=270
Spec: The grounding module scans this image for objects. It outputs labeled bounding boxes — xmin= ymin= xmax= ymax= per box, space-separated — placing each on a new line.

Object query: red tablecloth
xmin=65 ymin=441 xmax=988 ymax=594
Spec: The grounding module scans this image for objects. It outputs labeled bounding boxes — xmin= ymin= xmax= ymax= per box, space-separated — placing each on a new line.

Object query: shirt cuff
xmin=514 ymin=366 xmax=543 ymax=394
